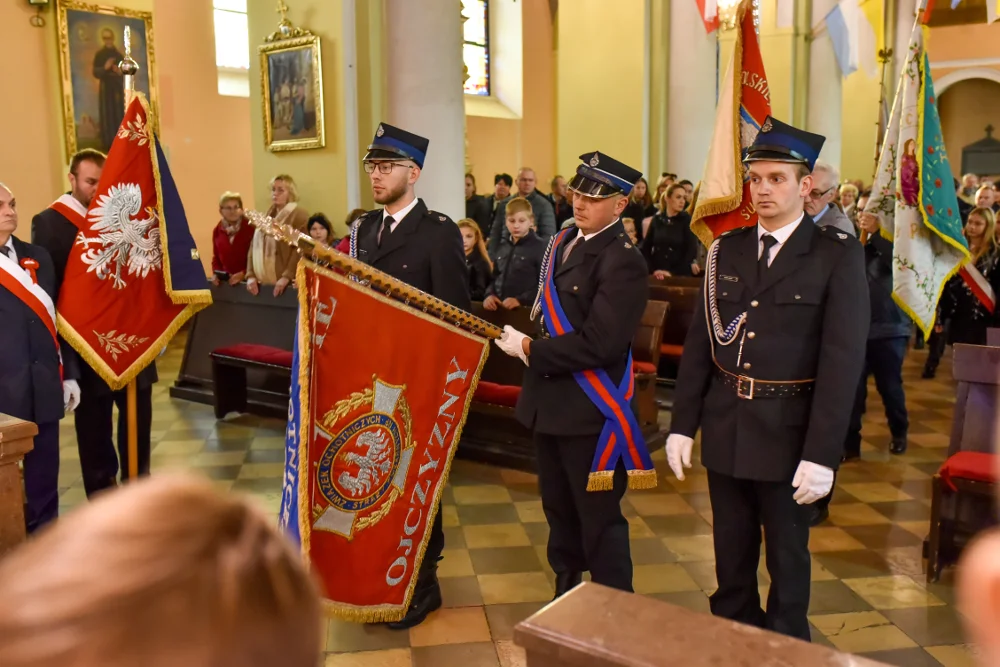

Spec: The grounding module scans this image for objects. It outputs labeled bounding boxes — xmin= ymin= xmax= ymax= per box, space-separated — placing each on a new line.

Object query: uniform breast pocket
xmin=715 ymin=281 xmax=744 ymax=303
xmin=774 ymin=283 xmax=824 ymax=307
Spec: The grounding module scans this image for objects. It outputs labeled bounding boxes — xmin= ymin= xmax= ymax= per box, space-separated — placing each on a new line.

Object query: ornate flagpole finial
xmin=266 ymin=0 xmax=313 ymax=42
xmin=120 ymin=26 xmax=140 ymax=111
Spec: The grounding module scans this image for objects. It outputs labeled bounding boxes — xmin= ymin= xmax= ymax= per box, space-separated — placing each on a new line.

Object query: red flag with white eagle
xmin=57 ymin=94 xmax=212 ymax=389
xmin=689 ymin=0 xmax=771 ymax=246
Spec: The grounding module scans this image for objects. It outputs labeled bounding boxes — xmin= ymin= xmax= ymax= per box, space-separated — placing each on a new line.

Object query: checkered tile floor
xmin=54 ymin=334 xmax=979 ymax=667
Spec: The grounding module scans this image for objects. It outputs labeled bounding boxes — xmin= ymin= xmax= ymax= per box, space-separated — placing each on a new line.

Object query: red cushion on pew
xmin=213 ymin=343 xmax=293 ymax=368
xmin=660 ymin=343 xmax=684 ymax=359
xmin=633 ymin=361 xmax=657 ymax=375
xmin=939 ymin=451 xmax=997 ymax=491
xmin=474 ymin=381 xmax=521 ymax=408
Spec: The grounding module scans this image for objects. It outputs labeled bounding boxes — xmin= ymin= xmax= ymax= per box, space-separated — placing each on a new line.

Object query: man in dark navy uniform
xmin=666 ymin=117 xmax=868 ymax=640
xmin=351 ymin=122 xmax=470 ymax=629
xmin=495 ymin=151 xmax=650 ymax=597
xmin=0 ymin=183 xmax=80 ymax=532
xmin=31 ymin=149 xmax=157 ymax=495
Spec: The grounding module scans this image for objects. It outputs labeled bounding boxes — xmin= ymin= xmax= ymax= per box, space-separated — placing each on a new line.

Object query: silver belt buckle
xmin=736 ymin=375 xmax=755 ymax=400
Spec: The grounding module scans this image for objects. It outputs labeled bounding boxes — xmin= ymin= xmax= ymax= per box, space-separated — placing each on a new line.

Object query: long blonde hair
xmin=0 ymin=476 xmax=322 ymax=667
xmin=270 ymin=174 xmax=299 ymax=202
xmin=457 ymin=218 xmax=492 ymax=271
xmin=966 ymin=207 xmax=998 ymax=262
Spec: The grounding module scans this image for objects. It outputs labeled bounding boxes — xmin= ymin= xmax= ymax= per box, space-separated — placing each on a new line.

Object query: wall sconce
xmin=27 ymin=0 xmax=49 ymax=27
xmin=718 ymin=0 xmax=760 ymax=33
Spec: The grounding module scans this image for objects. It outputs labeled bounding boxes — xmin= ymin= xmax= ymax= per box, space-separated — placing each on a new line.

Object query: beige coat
xmin=246 ymin=202 xmax=309 ymax=284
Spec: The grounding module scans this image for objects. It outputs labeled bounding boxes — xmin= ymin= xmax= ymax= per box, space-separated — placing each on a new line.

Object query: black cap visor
xmin=567 ymin=173 xmax=623 ymax=199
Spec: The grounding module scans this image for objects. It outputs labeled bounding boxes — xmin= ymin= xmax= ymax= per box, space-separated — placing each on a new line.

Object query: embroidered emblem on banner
xmin=312 ymin=378 xmax=414 ymax=539
xmin=78 ymin=183 xmax=162 ymax=289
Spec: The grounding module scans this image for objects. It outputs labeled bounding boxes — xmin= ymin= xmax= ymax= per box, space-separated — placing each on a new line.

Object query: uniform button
xmin=743 ymin=362 xmax=751 ymax=370
xmin=402 ymin=264 xmax=408 ymax=269
xmin=794 ymin=294 xmax=801 ymax=300
xmin=573 ymin=286 xmax=579 ymax=291
xmin=750 ymin=300 xmax=759 ymax=307
xmin=722 ymin=291 xmax=728 ymax=296
xmin=747 ymin=332 xmax=756 ymax=339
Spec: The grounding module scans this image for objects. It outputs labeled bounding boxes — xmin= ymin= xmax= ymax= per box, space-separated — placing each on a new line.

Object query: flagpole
xmin=862 ymin=2 xmax=896 ymax=246
xmin=121 ymin=27 xmax=140 ymax=482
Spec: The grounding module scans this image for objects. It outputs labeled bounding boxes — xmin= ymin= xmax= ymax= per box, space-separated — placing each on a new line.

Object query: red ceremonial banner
xmin=295 ymin=260 xmax=488 ymax=622
xmin=57 ymin=95 xmax=211 ymax=389
xmin=689 ymin=0 xmax=771 ymax=246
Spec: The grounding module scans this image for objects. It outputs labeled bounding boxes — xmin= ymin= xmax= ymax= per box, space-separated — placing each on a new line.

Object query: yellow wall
xmin=555 ymin=0 xmax=645 ymax=179
xmin=0 ymin=0 xmax=254 ymax=271
xmin=247 ymin=0 xmax=349 ymax=235
xmin=839 ymin=0 xmax=884 ymax=183
xmin=465 ymin=0 xmax=555 ymax=194
xmin=939 ymin=78 xmax=1000 ymax=178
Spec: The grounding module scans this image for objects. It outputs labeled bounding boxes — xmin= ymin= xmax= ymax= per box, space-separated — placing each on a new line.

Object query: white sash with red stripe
xmin=0 ymin=250 xmax=60 ymax=359
xmin=49 ymin=193 xmax=88 ymax=232
xmin=959 ymin=261 xmax=996 ymax=314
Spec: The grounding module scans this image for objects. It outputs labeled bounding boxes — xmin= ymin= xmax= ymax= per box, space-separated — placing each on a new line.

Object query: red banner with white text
xmin=293 ymin=260 xmax=488 ymax=622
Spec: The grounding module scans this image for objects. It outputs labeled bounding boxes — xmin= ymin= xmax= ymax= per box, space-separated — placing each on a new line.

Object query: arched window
xmin=213 ymin=0 xmax=250 ymax=97
xmin=462 ymin=0 xmax=490 ymax=96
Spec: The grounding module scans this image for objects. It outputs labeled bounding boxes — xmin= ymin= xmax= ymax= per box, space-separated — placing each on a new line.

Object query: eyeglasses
xmin=807 ymin=186 xmax=835 ymax=200
xmin=364 ymin=162 xmax=413 ymax=175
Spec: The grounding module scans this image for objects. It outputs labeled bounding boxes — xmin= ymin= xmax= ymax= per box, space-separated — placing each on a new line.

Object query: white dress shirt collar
xmin=757 ymin=213 xmax=804 ymax=263
xmin=575 ymin=218 xmax=620 ymax=243
xmin=1 ymin=236 xmax=16 ymax=263
xmin=383 ymin=197 xmax=420 ymax=231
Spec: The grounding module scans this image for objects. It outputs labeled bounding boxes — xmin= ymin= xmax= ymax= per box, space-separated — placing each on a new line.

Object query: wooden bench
xmin=210 ymin=344 xmax=293 ymax=419
xmin=0 ymin=414 xmax=35 ymax=557
xmin=515 ymin=582 xmax=893 ymax=666
xmin=927 ymin=451 xmax=998 ymax=582
xmin=458 ymin=301 xmax=671 ymax=472
xmin=648 ymin=276 xmax=701 ymax=382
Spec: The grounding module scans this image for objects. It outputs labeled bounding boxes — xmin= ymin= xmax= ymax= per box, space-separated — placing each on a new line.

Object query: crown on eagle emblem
xmin=589 ymin=154 xmax=600 ymax=167
xmin=376 ymin=124 xmax=385 ymax=137
xmin=760 ymin=119 xmax=773 ymax=133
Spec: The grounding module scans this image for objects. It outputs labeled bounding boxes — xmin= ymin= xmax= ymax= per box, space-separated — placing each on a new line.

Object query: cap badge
xmin=376 ymin=124 xmax=385 ymax=137
xmin=589 ymin=154 xmax=600 ymax=167
xmin=760 ymin=119 xmax=773 ymax=133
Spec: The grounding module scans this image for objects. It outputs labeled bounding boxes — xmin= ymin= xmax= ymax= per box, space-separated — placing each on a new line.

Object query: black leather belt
xmin=713 ymin=365 xmax=814 ymax=400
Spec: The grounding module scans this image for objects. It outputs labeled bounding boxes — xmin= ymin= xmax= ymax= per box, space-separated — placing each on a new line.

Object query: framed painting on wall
xmin=56 ymin=0 xmax=159 ymax=156
xmin=259 ymin=34 xmax=325 ymax=152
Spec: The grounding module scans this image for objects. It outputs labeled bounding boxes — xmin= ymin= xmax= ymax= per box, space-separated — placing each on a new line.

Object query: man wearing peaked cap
xmin=494 ymin=151 xmax=655 ymax=598
xmin=350 ymin=122 xmax=470 ymax=629
xmin=666 ymin=117 xmax=868 ymax=640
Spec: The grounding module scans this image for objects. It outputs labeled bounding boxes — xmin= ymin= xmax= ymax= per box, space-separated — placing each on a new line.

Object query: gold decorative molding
xmin=265 ymin=0 xmax=314 ymax=43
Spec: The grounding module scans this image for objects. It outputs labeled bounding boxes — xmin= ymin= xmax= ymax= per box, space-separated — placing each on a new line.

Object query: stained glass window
xmin=462 ymin=0 xmax=490 ymax=96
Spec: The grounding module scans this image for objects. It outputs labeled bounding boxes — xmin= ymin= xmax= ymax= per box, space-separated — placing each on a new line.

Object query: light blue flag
xmin=826 ymin=0 xmax=858 ymax=77
xmin=278 ymin=314 xmax=302 ymax=545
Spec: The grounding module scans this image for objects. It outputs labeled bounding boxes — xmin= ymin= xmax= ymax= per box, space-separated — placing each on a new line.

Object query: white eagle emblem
xmin=589 ymin=154 xmax=600 ymax=167
xmin=77 ymin=183 xmax=162 ymax=289
xmin=338 ymin=429 xmax=393 ymax=498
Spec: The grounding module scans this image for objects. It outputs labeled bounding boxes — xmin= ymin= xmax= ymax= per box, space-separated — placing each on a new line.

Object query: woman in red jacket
xmin=211 ymin=192 xmax=255 ymax=286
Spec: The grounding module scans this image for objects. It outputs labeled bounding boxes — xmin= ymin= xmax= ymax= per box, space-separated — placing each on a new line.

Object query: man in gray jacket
xmin=805 ymin=160 xmax=855 ymax=237
xmin=487 ymin=167 xmax=556 ymax=256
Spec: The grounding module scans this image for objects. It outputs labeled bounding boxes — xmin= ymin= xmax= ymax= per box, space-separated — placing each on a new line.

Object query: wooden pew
xmin=515 ymin=582 xmax=893 ymax=667
xmin=0 ymin=414 xmax=35 ymax=557
xmin=648 ymin=276 xmax=702 ymax=382
xmin=458 ymin=301 xmax=670 ymax=472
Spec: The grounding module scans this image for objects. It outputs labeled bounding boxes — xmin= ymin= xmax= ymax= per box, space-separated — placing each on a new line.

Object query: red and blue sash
xmin=539 ymin=229 xmax=657 ymax=492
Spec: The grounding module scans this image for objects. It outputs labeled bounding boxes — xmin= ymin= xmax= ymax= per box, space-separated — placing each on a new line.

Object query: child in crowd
xmin=0 ymin=475 xmax=321 ymax=667
xmin=308 ymin=213 xmax=333 ymax=245
xmin=458 ymin=218 xmax=493 ymax=301
xmin=484 ymin=197 xmax=545 ymax=311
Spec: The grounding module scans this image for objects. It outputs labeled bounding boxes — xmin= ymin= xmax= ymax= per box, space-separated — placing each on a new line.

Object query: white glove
xmin=791 ymin=460 xmax=835 ymax=505
xmin=63 ymin=379 xmax=81 ymax=413
xmin=494 ymin=325 xmax=529 ymax=364
xmin=665 ymin=434 xmax=694 ymax=480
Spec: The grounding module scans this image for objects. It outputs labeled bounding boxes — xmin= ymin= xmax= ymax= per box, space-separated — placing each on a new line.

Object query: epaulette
xmin=818 ymin=225 xmax=852 ymax=243
xmin=615 ymin=231 xmax=637 ymax=250
xmin=719 ymin=226 xmax=754 ymax=238
xmin=427 ymin=210 xmax=450 ymax=223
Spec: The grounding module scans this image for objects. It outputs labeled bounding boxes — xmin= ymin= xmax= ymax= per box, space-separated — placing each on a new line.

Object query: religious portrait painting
xmin=260 ymin=35 xmax=325 ymax=152
xmin=57 ymin=1 xmax=158 ymax=156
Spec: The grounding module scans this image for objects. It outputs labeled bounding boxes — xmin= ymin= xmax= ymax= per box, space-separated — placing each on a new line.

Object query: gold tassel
xmin=586 ymin=471 xmax=615 ymax=492
xmin=627 ymin=469 xmax=659 ymax=490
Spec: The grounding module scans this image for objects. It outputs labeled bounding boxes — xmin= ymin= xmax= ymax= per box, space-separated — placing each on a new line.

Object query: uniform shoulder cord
xmin=704 ymin=239 xmax=749 ymax=368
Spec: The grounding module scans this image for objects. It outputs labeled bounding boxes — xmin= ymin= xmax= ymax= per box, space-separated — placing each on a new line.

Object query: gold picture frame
xmin=260 ymin=34 xmax=325 ymax=152
xmin=56 ymin=0 xmax=159 ymax=156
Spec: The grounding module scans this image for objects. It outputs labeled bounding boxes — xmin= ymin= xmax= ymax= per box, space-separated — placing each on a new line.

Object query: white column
xmin=384 ymin=0 xmax=465 ymax=220
xmin=807 ymin=31 xmax=843 ymax=170
xmin=666 ymin=0 xmax=718 ymax=181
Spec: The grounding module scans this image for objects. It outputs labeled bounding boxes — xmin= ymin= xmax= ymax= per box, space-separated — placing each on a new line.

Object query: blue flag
xmin=278 ymin=314 xmax=302 ymax=544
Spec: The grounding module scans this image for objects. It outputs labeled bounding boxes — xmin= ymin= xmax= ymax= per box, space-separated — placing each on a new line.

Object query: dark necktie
xmin=0 ymin=246 xmax=10 ymax=259
xmin=378 ymin=216 xmax=395 ymax=247
xmin=758 ymin=234 xmax=777 ymax=282
xmin=561 ymin=235 xmax=582 ymax=265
